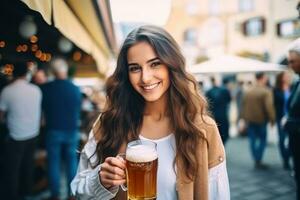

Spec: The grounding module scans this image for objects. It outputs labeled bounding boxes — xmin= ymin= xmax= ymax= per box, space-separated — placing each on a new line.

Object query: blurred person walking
xmin=235 ymin=81 xmax=247 ymax=136
xmin=42 ymin=58 xmax=81 ymax=200
xmin=273 ymin=71 xmax=291 ymax=170
xmin=286 ymin=47 xmax=300 ymax=200
xmin=241 ymin=72 xmax=275 ymax=169
xmin=0 ymin=62 xmax=42 ymax=200
xmin=206 ymin=77 xmax=231 ymax=144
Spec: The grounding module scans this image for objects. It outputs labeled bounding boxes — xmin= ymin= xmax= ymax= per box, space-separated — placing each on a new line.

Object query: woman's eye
xmin=129 ymin=66 xmax=141 ymax=72
xmin=151 ymin=61 xmax=161 ymax=68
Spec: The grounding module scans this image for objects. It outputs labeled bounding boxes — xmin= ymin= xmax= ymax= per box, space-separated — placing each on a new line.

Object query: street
xmin=227 ymin=137 xmax=296 ymax=200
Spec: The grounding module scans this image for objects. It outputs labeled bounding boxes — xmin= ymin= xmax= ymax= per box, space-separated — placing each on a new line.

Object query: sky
xmin=109 ymin=0 xmax=172 ymax=26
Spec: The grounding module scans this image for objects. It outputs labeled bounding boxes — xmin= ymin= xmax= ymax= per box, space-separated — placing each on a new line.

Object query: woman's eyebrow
xmin=146 ymin=57 xmax=159 ymax=63
xmin=128 ymin=57 xmax=159 ymax=66
xmin=128 ymin=62 xmax=139 ymax=67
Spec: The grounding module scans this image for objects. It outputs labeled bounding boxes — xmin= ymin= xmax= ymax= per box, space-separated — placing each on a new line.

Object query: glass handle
xmin=116 ymin=154 xmax=128 ymax=191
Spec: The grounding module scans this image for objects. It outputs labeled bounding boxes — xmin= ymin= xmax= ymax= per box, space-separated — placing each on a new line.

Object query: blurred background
xmin=0 ymin=0 xmax=300 ymax=199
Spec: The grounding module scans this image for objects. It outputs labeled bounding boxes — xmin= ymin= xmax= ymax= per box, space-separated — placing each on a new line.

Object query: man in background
xmin=0 ymin=62 xmax=42 ymax=200
xmin=241 ymin=72 xmax=275 ymax=169
xmin=42 ymin=58 xmax=81 ymax=200
xmin=206 ymin=77 xmax=231 ymax=144
xmin=286 ymin=47 xmax=300 ymax=199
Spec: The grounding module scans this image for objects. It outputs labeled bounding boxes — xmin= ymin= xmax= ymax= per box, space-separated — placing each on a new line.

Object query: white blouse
xmin=139 ymin=134 xmax=177 ymax=200
xmin=71 ymin=132 xmax=230 ymax=200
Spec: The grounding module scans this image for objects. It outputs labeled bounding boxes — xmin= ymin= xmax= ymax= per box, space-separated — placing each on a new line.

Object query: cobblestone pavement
xmin=226 ymin=137 xmax=296 ymax=200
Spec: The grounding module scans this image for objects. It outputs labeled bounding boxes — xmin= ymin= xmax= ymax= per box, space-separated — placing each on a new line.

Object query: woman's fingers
xmin=101 ymin=162 xmax=126 ymax=177
xmin=105 ymin=157 xmax=126 ymax=169
xmin=99 ymin=170 xmax=125 ymax=180
xmin=100 ymin=176 xmax=126 ymax=187
xmin=99 ymin=156 xmax=127 ymax=189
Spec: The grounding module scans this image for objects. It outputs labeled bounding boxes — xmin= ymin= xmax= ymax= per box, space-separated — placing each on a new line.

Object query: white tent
xmin=187 ymin=55 xmax=286 ymax=74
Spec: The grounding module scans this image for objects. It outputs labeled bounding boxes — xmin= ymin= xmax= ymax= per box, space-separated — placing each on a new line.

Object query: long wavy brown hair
xmin=93 ymin=25 xmax=208 ymax=180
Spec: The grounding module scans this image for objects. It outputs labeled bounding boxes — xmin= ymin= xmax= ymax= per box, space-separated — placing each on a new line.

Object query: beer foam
xmin=126 ymin=145 xmax=158 ymax=163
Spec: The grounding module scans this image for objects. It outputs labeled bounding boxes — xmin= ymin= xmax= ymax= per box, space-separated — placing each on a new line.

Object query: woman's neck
xmin=144 ymin=93 xmax=168 ymax=121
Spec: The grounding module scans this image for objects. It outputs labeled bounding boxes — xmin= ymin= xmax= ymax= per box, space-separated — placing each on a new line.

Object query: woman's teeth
xmin=143 ymin=82 xmax=159 ymax=90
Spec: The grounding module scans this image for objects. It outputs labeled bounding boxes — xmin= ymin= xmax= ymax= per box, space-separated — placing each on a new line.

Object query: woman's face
xmin=282 ymin=72 xmax=290 ymax=86
xmin=127 ymin=41 xmax=170 ymax=102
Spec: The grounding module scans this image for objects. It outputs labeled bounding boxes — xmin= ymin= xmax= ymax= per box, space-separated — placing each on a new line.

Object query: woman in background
xmin=273 ymin=71 xmax=291 ymax=170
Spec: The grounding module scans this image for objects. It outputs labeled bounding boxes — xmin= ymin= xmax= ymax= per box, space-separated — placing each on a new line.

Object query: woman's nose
xmin=141 ymin=67 xmax=153 ymax=83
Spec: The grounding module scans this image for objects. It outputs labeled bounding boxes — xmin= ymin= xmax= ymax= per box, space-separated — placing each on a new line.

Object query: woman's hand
xmin=99 ymin=156 xmax=126 ymax=189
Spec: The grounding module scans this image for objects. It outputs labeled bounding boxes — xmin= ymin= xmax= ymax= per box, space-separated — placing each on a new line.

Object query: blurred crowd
xmin=203 ymin=47 xmax=300 ymax=199
xmin=0 ymin=58 xmax=103 ymax=200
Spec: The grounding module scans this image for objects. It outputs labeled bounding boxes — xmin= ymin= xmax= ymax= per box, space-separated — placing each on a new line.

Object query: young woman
xmin=71 ymin=25 xmax=230 ymax=200
xmin=273 ymin=71 xmax=291 ymax=169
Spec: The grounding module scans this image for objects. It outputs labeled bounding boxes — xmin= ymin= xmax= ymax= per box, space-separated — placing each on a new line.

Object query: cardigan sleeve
xmin=208 ymin=161 xmax=230 ymax=200
xmin=70 ymin=131 xmax=119 ymax=200
xmin=201 ymin=116 xmax=226 ymax=168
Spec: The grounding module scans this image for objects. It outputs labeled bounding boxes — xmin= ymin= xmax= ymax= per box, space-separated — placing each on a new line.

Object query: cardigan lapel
xmin=176 ymin=157 xmax=194 ymax=200
xmin=176 ymin=137 xmax=209 ymax=200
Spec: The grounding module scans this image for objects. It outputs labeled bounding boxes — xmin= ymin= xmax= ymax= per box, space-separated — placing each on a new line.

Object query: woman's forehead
xmin=127 ymin=42 xmax=157 ymax=63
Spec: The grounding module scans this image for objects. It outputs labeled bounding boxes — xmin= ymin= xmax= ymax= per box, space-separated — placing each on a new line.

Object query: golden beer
xmin=125 ymin=140 xmax=158 ymax=200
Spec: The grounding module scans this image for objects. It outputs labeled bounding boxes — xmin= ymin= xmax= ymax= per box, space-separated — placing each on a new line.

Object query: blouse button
xmin=219 ymin=156 xmax=223 ymax=162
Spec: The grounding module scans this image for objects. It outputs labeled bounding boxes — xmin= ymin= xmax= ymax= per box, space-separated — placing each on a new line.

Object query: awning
xmin=21 ymin=0 xmax=116 ymax=75
xmin=188 ymin=55 xmax=286 ymax=74
xmin=21 ymin=0 xmax=52 ymax=25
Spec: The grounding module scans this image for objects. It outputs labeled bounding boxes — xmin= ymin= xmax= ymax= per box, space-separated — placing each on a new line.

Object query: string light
xmin=73 ymin=51 xmax=82 ymax=61
xmin=35 ymin=50 xmax=42 ymax=58
xmin=31 ymin=44 xmax=38 ymax=52
xmin=40 ymin=53 xmax=47 ymax=61
xmin=22 ymin=44 xmax=28 ymax=52
xmin=30 ymin=35 xmax=38 ymax=43
xmin=16 ymin=45 xmax=22 ymax=52
xmin=3 ymin=64 xmax=14 ymax=75
xmin=0 ymin=41 xmax=5 ymax=48
xmin=46 ymin=53 xmax=52 ymax=62
xmin=83 ymin=55 xmax=93 ymax=63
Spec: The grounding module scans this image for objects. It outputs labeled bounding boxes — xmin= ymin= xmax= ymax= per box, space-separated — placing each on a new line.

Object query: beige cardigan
xmin=94 ymin=116 xmax=225 ymax=200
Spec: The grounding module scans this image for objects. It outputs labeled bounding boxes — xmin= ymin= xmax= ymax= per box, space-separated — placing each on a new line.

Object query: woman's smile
xmin=141 ymin=82 xmax=161 ymax=92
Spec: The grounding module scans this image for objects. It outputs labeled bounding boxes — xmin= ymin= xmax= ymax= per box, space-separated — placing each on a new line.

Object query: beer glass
xmin=121 ymin=140 xmax=158 ymax=200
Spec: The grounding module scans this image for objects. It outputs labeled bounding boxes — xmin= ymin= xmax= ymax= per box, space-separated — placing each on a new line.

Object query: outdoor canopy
xmin=187 ymin=55 xmax=286 ymax=74
xmin=21 ymin=0 xmax=116 ymax=75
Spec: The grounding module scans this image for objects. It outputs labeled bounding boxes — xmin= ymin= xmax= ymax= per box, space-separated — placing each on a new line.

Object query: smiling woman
xmin=71 ymin=25 xmax=230 ymax=200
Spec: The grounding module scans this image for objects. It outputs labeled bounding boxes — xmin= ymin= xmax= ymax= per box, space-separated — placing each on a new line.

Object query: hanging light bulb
xmin=30 ymin=35 xmax=38 ymax=43
xmin=19 ymin=16 xmax=37 ymax=39
xmin=58 ymin=37 xmax=73 ymax=53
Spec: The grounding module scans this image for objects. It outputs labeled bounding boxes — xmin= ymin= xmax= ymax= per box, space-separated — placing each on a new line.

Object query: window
xmin=242 ymin=17 xmax=265 ymax=36
xmin=277 ymin=19 xmax=300 ymax=38
xmin=183 ymin=28 xmax=198 ymax=44
xmin=239 ymin=0 xmax=254 ymax=12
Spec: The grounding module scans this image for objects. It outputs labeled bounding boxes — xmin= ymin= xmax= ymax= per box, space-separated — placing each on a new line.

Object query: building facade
xmin=165 ymin=0 xmax=300 ymax=64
